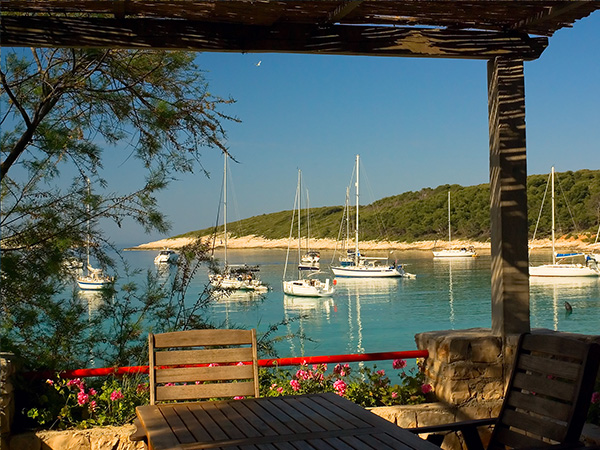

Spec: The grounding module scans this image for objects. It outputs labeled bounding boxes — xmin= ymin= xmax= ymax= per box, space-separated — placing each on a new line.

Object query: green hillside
xmin=176 ymin=169 xmax=600 ymax=243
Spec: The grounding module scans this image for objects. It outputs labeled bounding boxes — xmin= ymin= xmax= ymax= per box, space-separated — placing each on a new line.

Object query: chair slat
xmin=520 ymin=334 xmax=587 ymax=361
xmin=501 ymin=408 xmax=567 ymax=443
xmin=155 ymin=365 xmax=255 ymax=383
xmin=492 ymin=426 xmax=548 ymax=450
xmin=155 ymin=347 xmax=253 ymax=366
xmin=518 ymin=353 xmax=581 ymax=381
xmin=505 ymin=391 xmax=571 ymax=422
xmin=512 ymin=372 xmax=575 ymax=402
xmin=154 ymin=329 xmax=254 ymax=348
xmin=156 ymin=381 xmax=256 ymax=401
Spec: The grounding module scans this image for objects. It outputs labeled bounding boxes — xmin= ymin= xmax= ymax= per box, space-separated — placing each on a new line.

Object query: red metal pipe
xmin=28 ymin=350 xmax=428 ymax=379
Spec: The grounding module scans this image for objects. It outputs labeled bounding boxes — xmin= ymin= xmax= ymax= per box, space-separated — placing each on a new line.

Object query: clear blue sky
xmin=107 ymin=12 xmax=600 ymax=246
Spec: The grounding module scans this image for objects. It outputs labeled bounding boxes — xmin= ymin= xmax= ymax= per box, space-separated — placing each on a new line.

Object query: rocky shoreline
xmin=128 ymin=235 xmax=600 ymax=252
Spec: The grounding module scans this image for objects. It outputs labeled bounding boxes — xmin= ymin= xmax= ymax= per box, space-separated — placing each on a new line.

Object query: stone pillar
xmin=1 ymin=353 xmax=16 ymax=449
xmin=487 ymin=57 xmax=530 ymax=337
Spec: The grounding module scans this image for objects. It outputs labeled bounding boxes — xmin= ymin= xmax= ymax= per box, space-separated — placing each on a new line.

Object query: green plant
xmin=26 ymin=374 xmax=149 ymax=430
xmin=260 ymin=359 xmax=433 ymax=408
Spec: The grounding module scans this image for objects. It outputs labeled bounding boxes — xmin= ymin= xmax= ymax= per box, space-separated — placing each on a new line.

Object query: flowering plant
xmin=260 ymin=359 xmax=433 ymax=408
xmin=26 ymin=375 xmax=149 ymax=429
xmin=589 ymin=379 xmax=600 ymax=426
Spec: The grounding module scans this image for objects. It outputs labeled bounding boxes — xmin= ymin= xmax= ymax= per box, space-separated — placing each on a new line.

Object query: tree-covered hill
xmin=176 ymin=169 xmax=600 ymax=243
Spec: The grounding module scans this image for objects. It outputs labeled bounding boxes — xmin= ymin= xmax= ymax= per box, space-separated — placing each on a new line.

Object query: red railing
xmin=29 ymin=350 xmax=428 ymax=380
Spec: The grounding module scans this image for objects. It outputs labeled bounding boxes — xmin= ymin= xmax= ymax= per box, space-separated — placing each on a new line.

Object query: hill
xmin=174 ymin=169 xmax=600 ymax=244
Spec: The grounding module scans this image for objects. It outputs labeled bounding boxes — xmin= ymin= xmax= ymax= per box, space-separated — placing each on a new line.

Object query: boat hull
xmin=433 ymin=249 xmax=477 ymax=258
xmin=283 ymin=280 xmax=335 ymax=297
xmin=77 ymin=277 xmax=111 ymax=290
xmin=529 ymin=264 xmax=599 ymax=277
xmin=331 ymin=265 xmax=409 ymax=278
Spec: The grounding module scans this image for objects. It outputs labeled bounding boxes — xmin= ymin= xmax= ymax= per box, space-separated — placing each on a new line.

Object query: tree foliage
xmin=182 ymin=169 xmax=600 ymax=243
xmin=0 ymin=48 xmax=237 ymax=368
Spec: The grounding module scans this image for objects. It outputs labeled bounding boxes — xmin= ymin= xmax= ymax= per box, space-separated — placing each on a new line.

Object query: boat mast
xmin=551 ymin=166 xmax=555 ymax=265
xmin=86 ymin=177 xmax=91 ymax=272
xmin=447 ymin=190 xmax=451 ymax=244
xmin=223 ymin=153 xmax=228 ymax=269
xmin=355 ymin=154 xmax=360 ymax=266
xmin=298 ymin=170 xmax=302 ymax=278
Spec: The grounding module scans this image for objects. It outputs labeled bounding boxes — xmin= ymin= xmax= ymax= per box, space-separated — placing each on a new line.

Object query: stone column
xmin=487 ymin=57 xmax=530 ymax=337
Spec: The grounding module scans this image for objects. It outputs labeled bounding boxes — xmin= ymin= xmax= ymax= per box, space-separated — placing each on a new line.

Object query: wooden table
xmin=135 ymin=393 xmax=440 ymax=450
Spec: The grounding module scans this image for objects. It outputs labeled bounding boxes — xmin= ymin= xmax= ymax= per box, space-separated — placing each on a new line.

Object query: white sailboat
xmin=209 ymin=153 xmax=268 ymax=292
xmin=283 ymin=170 xmax=335 ymax=297
xmin=529 ymin=167 xmax=599 ymax=277
xmin=77 ymin=178 xmax=113 ymax=290
xmin=432 ymin=191 xmax=478 ymax=258
xmin=331 ymin=155 xmax=414 ymax=278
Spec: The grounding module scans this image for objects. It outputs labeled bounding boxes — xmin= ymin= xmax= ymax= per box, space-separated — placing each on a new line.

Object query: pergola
xmin=2 ymin=1 xmax=599 ymax=338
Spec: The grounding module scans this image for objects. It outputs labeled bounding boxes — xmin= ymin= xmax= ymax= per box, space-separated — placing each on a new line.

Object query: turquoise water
xmin=98 ymin=248 xmax=600 ymax=361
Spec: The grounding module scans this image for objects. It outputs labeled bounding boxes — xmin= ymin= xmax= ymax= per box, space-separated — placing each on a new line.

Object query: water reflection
xmin=78 ymin=290 xmax=104 ymax=314
xmin=334 ymin=277 xmax=399 ymax=295
xmin=530 ymin=277 xmax=600 ymax=331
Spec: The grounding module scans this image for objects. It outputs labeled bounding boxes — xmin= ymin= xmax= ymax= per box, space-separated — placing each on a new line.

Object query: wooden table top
xmin=136 ymin=393 xmax=440 ymax=450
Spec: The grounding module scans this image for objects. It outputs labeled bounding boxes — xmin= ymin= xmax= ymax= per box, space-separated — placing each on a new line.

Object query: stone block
xmin=470 ymin=337 xmax=502 ymax=363
xmin=39 ymin=431 xmax=90 ymax=450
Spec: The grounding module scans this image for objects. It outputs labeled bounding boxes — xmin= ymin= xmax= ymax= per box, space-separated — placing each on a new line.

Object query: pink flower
xmin=77 ymin=390 xmax=89 ymax=406
xmin=391 ymin=391 xmax=398 ymax=399
xmin=377 ymin=369 xmax=386 ymax=377
xmin=237 ymin=362 xmax=245 ymax=366
xmin=333 ymin=380 xmax=347 ymax=396
xmin=277 ymin=387 xmax=284 ymax=394
xmin=334 ymin=364 xmax=350 ymax=377
xmin=137 ymin=383 xmax=149 ymax=393
xmin=421 ymin=383 xmax=433 ymax=394
xmin=393 ymin=359 xmax=407 ymax=370
xmin=233 ymin=396 xmax=244 ymax=400
xmin=46 ymin=379 xmax=54 ymax=386
xmin=592 ymin=392 xmax=600 ymax=404
xmin=110 ymin=390 xmax=124 ymax=401
xmin=88 ymin=388 xmax=97 ymax=396
xmin=67 ymin=378 xmax=84 ymax=390
xmin=290 ymin=379 xmax=301 ymax=392
xmin=270 ymin=383 xmax=278 ymax=390
xmin=89 ymin=400 xmax=97 ymax=412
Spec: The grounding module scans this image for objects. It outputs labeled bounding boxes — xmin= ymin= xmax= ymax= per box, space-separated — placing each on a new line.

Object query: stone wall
xmin=1 ymin=353 xmax=16 ymax=450
xmin=8 ymin=425 xmax=145 ymax=450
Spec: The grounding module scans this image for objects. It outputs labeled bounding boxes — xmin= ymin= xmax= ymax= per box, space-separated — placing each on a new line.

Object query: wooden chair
xmin=131 ymin=328 xmax=259 ymax=442
xmin=409 ymin=332 xmax=600 ymax=450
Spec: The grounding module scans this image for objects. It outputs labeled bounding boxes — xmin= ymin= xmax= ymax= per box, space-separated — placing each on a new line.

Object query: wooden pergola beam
xmin=0 ymin=17 xmax=548 ymax=60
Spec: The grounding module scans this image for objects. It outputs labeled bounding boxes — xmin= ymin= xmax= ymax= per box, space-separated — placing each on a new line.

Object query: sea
xmin=81 ymin=247 xmax=600 ymax=368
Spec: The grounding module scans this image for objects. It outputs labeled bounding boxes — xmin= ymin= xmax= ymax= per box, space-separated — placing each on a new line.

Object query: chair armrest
xmin=408 ymin=417 xmax=496 ymax=450
xmin=407 ymin=417 xmax=496 ymax=435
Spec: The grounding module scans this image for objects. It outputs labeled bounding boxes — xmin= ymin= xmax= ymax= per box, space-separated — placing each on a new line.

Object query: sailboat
xmin=432 ymin=191 xmax=478 ymax=258
xmin=298 ymin=190 xmax=320 ymax=271
xmin=529 ymin=167 xmax=599 ymax=277
xmin=283 ymin=170 xmax=335 ymax=297
xmin=331 ymin=155 xmax=414 ymax=278
xmin=209 ymin=153 xmax=268 ymax=292
xmin=77 ymin=178 xmax=113 ymax=290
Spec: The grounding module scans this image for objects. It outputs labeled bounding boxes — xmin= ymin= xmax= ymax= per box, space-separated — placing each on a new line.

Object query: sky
xmin=103 ymin=11 xmax=600 ymax=246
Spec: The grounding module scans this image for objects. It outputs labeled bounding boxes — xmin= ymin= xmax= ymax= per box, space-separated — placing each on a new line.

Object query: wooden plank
xmin=502 ymin=408 xmax=567 ymax=442
xmin=156 ymin=381 xmax=256 ymax=401
xmin=241 ymin=398 xmax=298 ymax=436
xmin=279 ymin=396 xmax=341 ymax=431
xmin=268 ymin=397 xmax=327 ymax=433
xmin=162 ymin=405 xmax=198 ymax=445
xmin=505 ymin=390 xmax=571 ymax=422
xmin=188 ymin=403 xmax=230 ymax=442
xmin=517 ymin=353 xmax=581 ymax=381
xmin=155 ymin=364 xmax=255 ymax=383
xmin=176 ymin=405 xmax=215 ymax=444
xmin=154 ymin=329 xmax=254 ymax=348
xmin=155 ymin=348 xmax=253 ymax=366
xmin=493 ymin=425 xmax=547 ymax=449
xmin=136 ymin=405 xmax=182 ymax=450
xmin=512 ymin=372 xmax=575 ymax=402
xmin=0 ymin=17 xmax=548 ymax=60
xmin=228 ymin=401 xmax=280 ymax=438
xmin=521 ymin=334 xmax=587 ymax=360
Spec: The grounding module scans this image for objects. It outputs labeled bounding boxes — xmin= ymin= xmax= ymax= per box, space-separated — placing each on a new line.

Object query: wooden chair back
xmin=489 ymin=333 xmax=600 ymax=450
xmin=148 ymin=329 xmax=260 ymax=405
